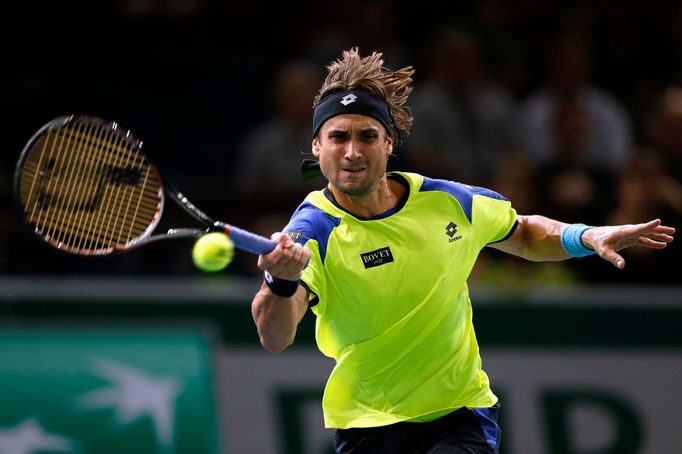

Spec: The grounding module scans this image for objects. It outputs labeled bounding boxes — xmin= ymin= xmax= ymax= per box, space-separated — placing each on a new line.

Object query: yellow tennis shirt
xmin=283 ymin=172 xmax=518 ymax=429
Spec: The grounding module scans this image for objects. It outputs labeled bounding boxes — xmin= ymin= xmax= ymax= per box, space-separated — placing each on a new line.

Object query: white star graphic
xmin=0 ymin=418 xmax=74 ymax=454
xmin=77 ymin=357 xmax=183 ymax=450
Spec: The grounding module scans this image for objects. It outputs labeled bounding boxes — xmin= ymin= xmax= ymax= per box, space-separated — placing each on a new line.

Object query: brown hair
xmin=313 ymin=47 xmax=414 ymax=142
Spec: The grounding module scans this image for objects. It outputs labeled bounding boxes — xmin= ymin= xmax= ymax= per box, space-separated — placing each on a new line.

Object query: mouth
xmin=341 ymin=166 xmax=366 ymax=174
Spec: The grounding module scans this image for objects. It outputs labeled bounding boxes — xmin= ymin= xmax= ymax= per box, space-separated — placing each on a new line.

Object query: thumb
xmin=599 ymin=248 xmax=625 ymax=269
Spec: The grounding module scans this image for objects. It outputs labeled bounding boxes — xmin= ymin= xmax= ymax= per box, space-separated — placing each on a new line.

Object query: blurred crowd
xmin=0 ymin=0 xmax=680 ymax=286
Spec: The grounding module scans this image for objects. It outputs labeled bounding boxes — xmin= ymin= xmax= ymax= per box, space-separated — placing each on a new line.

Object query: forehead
xmin=320 ymin=114 xmax=384 ymax=133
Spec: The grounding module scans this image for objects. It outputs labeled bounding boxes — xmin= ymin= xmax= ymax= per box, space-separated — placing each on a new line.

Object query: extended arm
xmin=251 ymin=233 xmax=311 ymax=353
xmin=490 ymin=215 xmax=675 ymax=268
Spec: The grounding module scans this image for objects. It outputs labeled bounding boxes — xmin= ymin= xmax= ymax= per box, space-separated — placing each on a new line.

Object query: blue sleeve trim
xmin=471 ymin=405 xmax=502 ymax=449
xmin=284 ymin=201 xmax=341 ymax=264
xmin=488 ymin=219 xmax=519 ymax=245
xmin=299 ymin=280 xmax=319 ymax=307
xmin=419 ymin=177 xmax=508 ymax=223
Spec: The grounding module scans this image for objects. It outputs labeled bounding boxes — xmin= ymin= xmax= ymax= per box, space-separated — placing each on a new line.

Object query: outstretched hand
xmin=582 ymin=219 xmax=675 ymax=269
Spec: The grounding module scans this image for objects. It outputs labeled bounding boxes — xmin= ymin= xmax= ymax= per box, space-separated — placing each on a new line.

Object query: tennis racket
xmin=14 ymin=115 xmax=277 ymax=256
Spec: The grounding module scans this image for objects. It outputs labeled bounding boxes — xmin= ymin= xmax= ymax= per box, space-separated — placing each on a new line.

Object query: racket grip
xmin=228 ymin=226 xmax=277 ymax=255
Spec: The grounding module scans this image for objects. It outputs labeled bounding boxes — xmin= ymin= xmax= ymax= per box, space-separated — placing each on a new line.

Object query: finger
xmin=269 ymin=244 xmax=307 ymax=277
xmin=272 ymin=232 xmax=295 ymax=249
xmin=273 ymin=247 xmax=298 ymax=270
xmin=596 ymin=247 xmax=625 ymax=269
xmin=610 ymin=221 xmax=670 ymax=248
xmin=288 ymin=244 xmax=309 ymax=270
xmin=257 ymin=251 xmax=279 ymax=270
xmin=257 ymin=242 xmax=285 ymax=270
xmin=628 ymin=219 xmax=662 ymax=236
xmin=651 ymin=225 xmax=676 ymax=236
xmin=637 ymin=237 xmax=670 ymax=249
xmin=301 ymin=246 xmax=311 ymax=265
xmin=643 ymin=218 xmax=662 ymax=228
xmin=281 ymin=235 xmax=295 ymax=248
xmin=643 ymin=232 xmax=675 ymax=243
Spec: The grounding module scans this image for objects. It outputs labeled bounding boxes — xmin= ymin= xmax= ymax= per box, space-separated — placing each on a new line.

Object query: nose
xmin=343 ymin=138 xmax=362 ymax=160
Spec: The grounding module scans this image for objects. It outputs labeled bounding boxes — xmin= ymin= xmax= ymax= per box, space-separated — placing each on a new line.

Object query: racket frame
xmin=14 ymin=115 xmax=275 ymax=256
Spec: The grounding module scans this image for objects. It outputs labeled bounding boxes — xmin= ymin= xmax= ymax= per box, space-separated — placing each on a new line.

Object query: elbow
xmin=516 ymin=215 xmax=566 ymax=262
xmin=253 ymin=311 xmax=295 ymax=353
xmin=259 ymin=333 xmax=294 ymax=353
xmin=523 ymin=252 xmax=545 ymax=262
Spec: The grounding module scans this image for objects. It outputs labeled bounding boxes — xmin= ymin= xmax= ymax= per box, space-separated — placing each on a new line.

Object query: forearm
xmin=492 ymin=215 xmax=571 ymax=261
xmin=522 ymin=215 xmax=572 ymax=261
xmin=251 ymin=283 xmax=306 ymax=353
xmin=252 ymin=232 xmax=311 ymax=352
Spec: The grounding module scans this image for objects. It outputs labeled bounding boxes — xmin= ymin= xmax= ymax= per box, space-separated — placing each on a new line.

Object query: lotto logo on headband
xmin=340 ymin=94 xmax=358 ymax=106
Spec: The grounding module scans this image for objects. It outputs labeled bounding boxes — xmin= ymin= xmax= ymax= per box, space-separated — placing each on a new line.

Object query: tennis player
xmin=250 ymin=48 xmax=675 ymax=453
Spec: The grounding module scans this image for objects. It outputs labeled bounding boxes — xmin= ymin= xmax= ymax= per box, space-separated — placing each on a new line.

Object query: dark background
xmin=1 ymin=0 xmax=680 ymax=284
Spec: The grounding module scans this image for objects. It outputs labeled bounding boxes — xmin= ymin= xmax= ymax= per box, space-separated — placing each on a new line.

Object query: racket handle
xmin=228 ymin=226 xmax=277 ymax=255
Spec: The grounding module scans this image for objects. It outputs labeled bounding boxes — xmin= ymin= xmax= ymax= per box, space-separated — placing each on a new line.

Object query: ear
xmin=312 ymin=138 xmax=321 ymax=158
xmin=386 ymin=136 xmax=393 ymax=156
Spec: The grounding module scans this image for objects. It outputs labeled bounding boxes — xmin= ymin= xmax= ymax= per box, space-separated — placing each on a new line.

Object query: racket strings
xmin=19 ymin=118 xmax=162 ymax=254
xmin=54 ymin=121 xmax=99 ymax=248
xmin=82 ymin=125 xmax=127 ymax=251
xmin=22 ymin=130 xmax=57 ymax=231
xmin=73 ymin=123 xmax=125 ymax=252
xmin=97 ymin=126 xmax=147 ymax=249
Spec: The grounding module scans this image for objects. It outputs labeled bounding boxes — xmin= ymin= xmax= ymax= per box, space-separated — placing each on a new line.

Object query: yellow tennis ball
xmin=192 ymin=232 xmax=234 ymax=272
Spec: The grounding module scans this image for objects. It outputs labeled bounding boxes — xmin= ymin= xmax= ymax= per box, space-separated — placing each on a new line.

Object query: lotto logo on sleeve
xmin=446 ymin=222 xmax=462 ymax=242
xmin=360 ymin=246 xmax=394 ymax=269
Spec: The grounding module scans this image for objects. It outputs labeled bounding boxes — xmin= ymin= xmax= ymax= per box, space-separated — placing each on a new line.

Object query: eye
xmin=328 ymin=131 xmax=349 ymax=142
xmin=361 ymin=130 xmax=379 ymax=142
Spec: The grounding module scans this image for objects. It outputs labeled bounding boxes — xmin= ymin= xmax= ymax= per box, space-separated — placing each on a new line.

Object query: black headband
xmin=312 ymin=90 xmax=394 ymax=138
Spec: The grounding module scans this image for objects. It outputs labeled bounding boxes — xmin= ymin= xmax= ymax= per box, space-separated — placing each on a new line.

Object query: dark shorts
xmin=333 ymin=403 xmax=501 ymax=454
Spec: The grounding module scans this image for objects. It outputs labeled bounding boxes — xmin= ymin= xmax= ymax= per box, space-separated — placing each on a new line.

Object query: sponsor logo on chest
xmin=360 ymin=246 xmax=394 ymax=269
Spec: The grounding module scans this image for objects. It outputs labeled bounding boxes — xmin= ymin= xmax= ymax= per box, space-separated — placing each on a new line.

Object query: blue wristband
xmin=561 ymin=223 xmax=596 ymax=257
xmin=264 ymin=271 xmax=299 ymax=297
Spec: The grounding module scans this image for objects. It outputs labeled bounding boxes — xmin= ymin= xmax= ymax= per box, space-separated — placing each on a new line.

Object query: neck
xmin=329 ymin=175 xmax=405 ymax=219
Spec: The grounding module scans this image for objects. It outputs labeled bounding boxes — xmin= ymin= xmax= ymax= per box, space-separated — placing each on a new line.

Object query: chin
xmin=337 ymin=181 xmax=373 ymax=196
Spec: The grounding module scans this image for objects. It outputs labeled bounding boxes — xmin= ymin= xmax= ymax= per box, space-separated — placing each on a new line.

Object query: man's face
xmin=312 ymin=114 xmax=393 ymax=197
